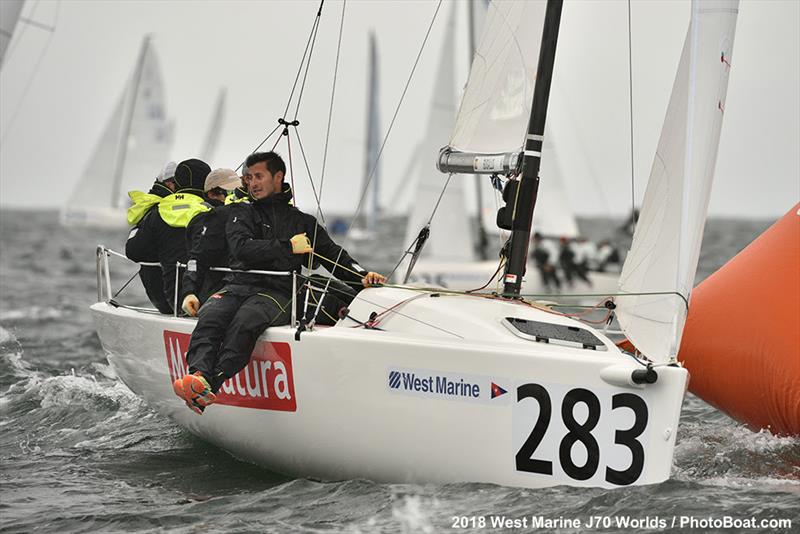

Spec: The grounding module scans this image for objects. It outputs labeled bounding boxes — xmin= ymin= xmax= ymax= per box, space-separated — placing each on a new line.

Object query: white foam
xmin=0 ymin=326 xmax=16 ymax=344
xmin=0 ymin=306 xmax=63 ymax=321
xmin=391 ymin=494 xmax=436 ymax=534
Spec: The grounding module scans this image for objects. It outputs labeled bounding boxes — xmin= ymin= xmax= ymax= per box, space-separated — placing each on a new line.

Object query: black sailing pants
xmin=186 ymin=284 xmax=291 ymax=392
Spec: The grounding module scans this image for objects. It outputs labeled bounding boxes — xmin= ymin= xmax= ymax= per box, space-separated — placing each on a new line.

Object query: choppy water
xmin=1 ymin=209 xmax=798 ymax=534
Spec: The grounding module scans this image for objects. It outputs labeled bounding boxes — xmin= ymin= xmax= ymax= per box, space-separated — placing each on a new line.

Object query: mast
xmin=364 ymin=31 xmax=381 ymax=232
xmin=501 ymin=0 xmax=563 ymax=297
xmin=468 ymin=1 xmax=489 ymax=260
xmin=110 ymin=35 xmax=151 ymax=209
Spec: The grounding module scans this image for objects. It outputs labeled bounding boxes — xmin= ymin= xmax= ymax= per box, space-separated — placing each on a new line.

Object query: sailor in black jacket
xmin=125 ymin=158 xmax=211 ymax=313
xmin=180 ymin=168 xmax=245 ymax=316
xmin=174 ymin=151 xmax=385 ymax=413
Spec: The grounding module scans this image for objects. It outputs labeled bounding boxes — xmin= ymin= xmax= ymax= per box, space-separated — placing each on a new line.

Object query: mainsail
xmin=449 ymin=0 xmax=547 ymax=155
xmin=616 ymin=0 xmax=739 ymax=363
xmin=64 ymin=35 xmax=173 ymax=224
xmin=451 ymin=0 xmax=578 ymax=239
xmin=0 ymin=0 xmax=24 ymax=66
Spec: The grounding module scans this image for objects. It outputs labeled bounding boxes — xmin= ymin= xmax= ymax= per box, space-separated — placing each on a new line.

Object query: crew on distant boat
xmin=173 ymin=151 xmax=386 ymax=414
xmin=125 ymin=161 xmax=178 ymax=314
xmin=558 ymin=236 xmax=592 ymax=288
xmin=530 ymin=232 xmax=561 ymax=291
xmin=126 ymin=158 xmax=212 ymax=314
xmin=180 ymin=168 xmax=244 ymax=317
xmin=595 ymin=240 xmax=621 ymax=272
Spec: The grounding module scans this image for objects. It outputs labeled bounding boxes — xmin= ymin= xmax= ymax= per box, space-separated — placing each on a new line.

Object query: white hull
xmin=92 ymin=286 xmax=686 ymax=489
xmin=408 ymin=259 xmax=620 ymax=300
xmin=60 ymin=206 xmax=128 ymax=229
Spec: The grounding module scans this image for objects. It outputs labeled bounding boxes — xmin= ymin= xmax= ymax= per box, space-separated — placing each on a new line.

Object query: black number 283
xmin=515 ymin=384 xmax=648 ymax=485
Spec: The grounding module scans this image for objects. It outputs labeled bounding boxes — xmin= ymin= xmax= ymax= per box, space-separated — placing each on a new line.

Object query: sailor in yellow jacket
xmin=126 ymin=159 xmax=212 ymax=313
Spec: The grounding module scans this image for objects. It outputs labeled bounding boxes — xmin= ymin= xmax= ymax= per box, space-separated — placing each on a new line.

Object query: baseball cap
xmin=204 ymin=168 xmax=241 ymax=192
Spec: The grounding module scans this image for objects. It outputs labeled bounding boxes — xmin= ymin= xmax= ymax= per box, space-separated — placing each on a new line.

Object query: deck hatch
xmin=503 ymin=317 xmax=606 ymax=350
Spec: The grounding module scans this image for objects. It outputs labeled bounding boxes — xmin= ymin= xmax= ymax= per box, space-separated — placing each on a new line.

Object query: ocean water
xmin=0 ymin=209 xmax=797 ymax=534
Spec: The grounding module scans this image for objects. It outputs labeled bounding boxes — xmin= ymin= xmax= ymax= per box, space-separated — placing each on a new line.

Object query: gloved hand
xmin=182 ymin=294 xmax=200 ymax=316
xmin=290 ymin=233 xmax=313 ymax=255
xmin=362 ymin=272 xmax=386 ymax=287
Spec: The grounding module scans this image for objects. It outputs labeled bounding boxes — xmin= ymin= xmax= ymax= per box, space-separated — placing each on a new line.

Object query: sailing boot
xmin=181 ymin=372 xmax=217 ymax=408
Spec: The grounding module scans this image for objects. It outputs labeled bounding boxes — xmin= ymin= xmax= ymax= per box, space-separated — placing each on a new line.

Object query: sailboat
xmin=89 ymin=0 xmax=738 ymax=489
xmin=200 ymin=87 xmax=226 ymax=164
xmin=403 ymin=2 xmax=619 ymax=297
xmin=61 ymin=35 xmax=174 ymax=228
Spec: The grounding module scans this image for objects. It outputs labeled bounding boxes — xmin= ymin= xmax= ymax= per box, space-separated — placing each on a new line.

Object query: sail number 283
xmin=513 ymin=383 xmax=648 ymax=486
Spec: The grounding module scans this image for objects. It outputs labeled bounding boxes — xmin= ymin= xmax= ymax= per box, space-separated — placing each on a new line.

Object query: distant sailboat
xmin=61 ymin=35 xmax=174 ymax=227
xmin=200 ymin=87 xmax=226 ymax=164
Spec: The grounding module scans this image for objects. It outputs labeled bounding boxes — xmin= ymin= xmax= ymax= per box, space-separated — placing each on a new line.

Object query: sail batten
xmin=616 ymin=0 xmax=739 ymax=363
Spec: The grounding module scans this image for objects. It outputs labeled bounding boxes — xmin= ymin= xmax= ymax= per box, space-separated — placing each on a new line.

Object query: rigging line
xmin=340 ymin=0 xmax=444 ymax=246
xmin=310 ymin=0 xmax=346 ymax=268
xmin=293 ymin=127 xmax=324 ymax=219
xmin=315 ymin=0 xmax=346 ymax=213
xmin=112 ymin=270 xmax=139 ymax=299
xmin=281 ymin=0 xmax=324 ymax=120
xmin=627 ymin=0 xmax=636 ymax=232
xmin=286 ymin=130 xmax=297 ymax=205
xmin=238 ymin=123 xmax=282 ymax=171
xmin=312 ymin=0 xmax=444 ymax=311
xmin=389 ymin=171 xmax=454 ymax=278
xmin=0 ymin=0 xmax=60 ymax=146
xmin=291 ymin=5 xmax=324 ymax=121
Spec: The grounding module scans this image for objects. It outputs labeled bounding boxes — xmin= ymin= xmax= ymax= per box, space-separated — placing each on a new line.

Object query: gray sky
xmin=0 ymin=0 xmax=797 ymax=218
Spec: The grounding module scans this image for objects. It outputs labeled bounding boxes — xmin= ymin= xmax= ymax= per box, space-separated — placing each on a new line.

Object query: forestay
xmin=617 ymin=0 xmax=739 ymax=363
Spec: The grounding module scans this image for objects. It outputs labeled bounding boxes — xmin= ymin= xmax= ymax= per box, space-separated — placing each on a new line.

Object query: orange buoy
xmin=677 ymin=204 xmax=800 ymax=436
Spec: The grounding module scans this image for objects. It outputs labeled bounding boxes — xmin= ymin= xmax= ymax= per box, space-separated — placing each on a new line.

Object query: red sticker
xmin=164 ymin=330 xmax=297 ymax=411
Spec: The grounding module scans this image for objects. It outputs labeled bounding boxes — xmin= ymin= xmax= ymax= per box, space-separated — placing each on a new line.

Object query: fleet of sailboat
xmin=61 ymin=35 xmax=173 ymax=228
xmin=90 ymin=0 xmax=740 ymax=489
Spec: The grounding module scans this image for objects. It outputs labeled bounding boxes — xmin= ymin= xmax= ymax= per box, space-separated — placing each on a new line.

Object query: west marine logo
xmin=491 ymin=382 xmax=508 ymax=399
xmin=387 ymin=366 xmax=509 ymax=405
xmin=164 ymin=330 xmax=296 ymax=411
xmin=388 ymin=370 xmax=402 ymax=389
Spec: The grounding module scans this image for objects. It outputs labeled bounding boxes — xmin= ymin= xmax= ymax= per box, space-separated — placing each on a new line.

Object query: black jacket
xmin=182 ymin=198 xmax=230 ymax=303
xmin=227 ymin=190 xmax=367 ymax=295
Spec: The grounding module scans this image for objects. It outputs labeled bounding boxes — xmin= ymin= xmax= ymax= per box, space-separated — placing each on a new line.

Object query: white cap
xmin=204 ymin=168 xmax=241 ymax=192
xmin=157 ymin=161 xmax=177 ymax=182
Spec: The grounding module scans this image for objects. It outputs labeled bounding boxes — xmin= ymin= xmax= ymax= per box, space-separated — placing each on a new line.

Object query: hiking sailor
xmin=126 ymin=159 xmax=212 ymax=313
xmin=173 ymin=151 xmax=386 ymax=414
xmin=125 ymin=161 xmax=177 ymax=314
xmin=180 ymin=168 xmax=243 ymax=316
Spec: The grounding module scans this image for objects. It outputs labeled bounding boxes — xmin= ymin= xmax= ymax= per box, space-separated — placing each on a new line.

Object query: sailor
xmin=180 ymin=168 xmax=246 ymax=317
xmin=596 ymin=240 xmax=621 ymax=272
xmin=125 ymin=162 xmax=178 ymax=314
xmin=530 ymin=232 xmax=561 ymax=291
xmin=126 ymin=158 xmax=212 ymax=313
xmin=572 ymin=236 xmax=595 ymax=284
xmin=173 ymin=151 xmax=386 ymax=414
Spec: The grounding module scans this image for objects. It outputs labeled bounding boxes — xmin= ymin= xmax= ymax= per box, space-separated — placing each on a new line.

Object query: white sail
xmin=616 ymin=0 xmax=739 ymax=363
xmin=404 ymin=3 xmax=473 ymax=261
xmin=450 ymin=0 xmax=547 ymax=155
xmin=63 ymin=36 xmax=173 ymax=226
xmin=201 ymin=87 xmax=226 ymax=164
xmin=0 ymin=0 xmax=24 ymax=66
